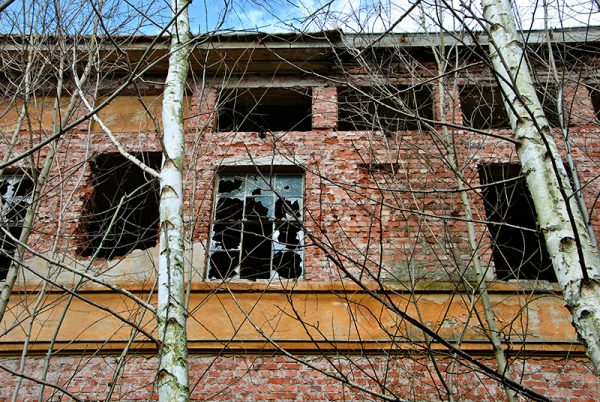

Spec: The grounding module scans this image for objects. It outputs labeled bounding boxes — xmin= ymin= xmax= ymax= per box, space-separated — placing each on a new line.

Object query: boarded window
xmin=217 ymin=88 xmax=312 ymax=132
xmin=208 ymin=174 xmax=304 ymax=280
xmin=0 ymin=174 xmax=33 ymax=280
xmin=479 ymin=164 xmax=556 ymax=282
xmin=78 ymin=152 xmax=161 ymax=258
xmin=338 ymin=85 xmax=434 ymax=131
xmin=460 ymin=85 xmax=510 ymax=129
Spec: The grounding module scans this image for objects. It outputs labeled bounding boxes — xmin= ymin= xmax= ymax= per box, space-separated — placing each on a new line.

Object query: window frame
xmin=207 ymin=172 xmax=305 ymax=281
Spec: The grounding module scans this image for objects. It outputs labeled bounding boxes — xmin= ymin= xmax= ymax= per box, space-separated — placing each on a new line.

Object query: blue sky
xmin=1 ymin=0 xmax=598 ymax=35
xmin=188 ymin=0 xmax=600 ymax=34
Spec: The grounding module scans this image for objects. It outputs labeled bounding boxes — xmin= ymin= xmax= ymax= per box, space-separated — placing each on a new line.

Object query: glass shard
xmin=276 ymin=223 xmax=302 ymax=249
xmin=245 ymin=196 xmax=273 ymax=219
xmin=276 ymin=176 xmax=302 ymax=197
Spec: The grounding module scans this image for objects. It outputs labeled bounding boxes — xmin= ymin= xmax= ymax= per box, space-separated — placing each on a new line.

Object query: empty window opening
xmin=0 ymin=174 xmax=33 ymax=280
xmin=208 ymin=174 xmax=304 ymax=280
xmin=535 ymin=84 xmax=561 ymax=127
xmin=338 ymin=85 xmax=434 ymax=131
xmin=590 ymin=86 xmax=600 ymax=121
xmin=479 ymin=164 xmax=556 ymax=282
xmin=218 ymin=88 xmax=312 ymax=132
xmin=78 ymin=152 xmax=161 ymax=259
xmin=460 ymin=85 xmax=510 ymax=129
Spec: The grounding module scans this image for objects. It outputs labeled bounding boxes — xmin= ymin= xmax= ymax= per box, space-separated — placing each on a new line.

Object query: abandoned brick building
xmin=0 ymin=27 xmax=599 ymax=401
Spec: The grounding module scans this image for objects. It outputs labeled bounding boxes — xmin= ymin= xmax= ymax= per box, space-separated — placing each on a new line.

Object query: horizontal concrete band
xmin=2 ymin=282 xmax=579 ymax=357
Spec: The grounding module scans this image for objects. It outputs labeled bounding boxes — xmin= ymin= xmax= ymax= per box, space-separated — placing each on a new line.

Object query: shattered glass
xmin=13 ymin=178 xmax=34 ymax=197
xmin=247 ymin=175 xmax=273 ymax=195
xmin=274 ymin=223 xmax=302 ymax=250
xmin=209 ymin=174 xmax=304 ymax=280
xmin=245 ymin=196 xmax=273 ymax=219
xmin=0 ymin=175 xmax=34 ymax=280
xmin=211 ymin=223 xmax=242 ymax=250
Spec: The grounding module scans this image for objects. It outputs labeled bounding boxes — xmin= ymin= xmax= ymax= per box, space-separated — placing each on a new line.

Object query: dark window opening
xmin=78 ymin=152 xmax=161 ymax=259
xmin=590 ymin=86 xmax=600 ymax=121
xmin=338 ymin=85 xmax=434 ymax=131
xmin=535 ymin=84 xmax=561 ymax=127
xmin=479 ymin=164 xmax=556 ymax=282
xmin=208 ymin=174 xmax=304 ymax=280
xmin=461 ymin=84 xmax=562 ymax=129
xmin=218 ymin=88 xmax=312 ymax=132
xmin=460 ymin=85 xmax=510 ymax=129
xmin=0 ymin=174 xmax=34 ymax=280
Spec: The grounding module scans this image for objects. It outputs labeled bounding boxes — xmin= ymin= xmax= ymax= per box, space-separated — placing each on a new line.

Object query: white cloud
xmin=196 ymin=0 xmax=600 ymax=34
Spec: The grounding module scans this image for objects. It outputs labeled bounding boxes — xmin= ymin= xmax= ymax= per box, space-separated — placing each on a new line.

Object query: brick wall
xmin=0 ymin=355 xmax=597 ymax=401
xmin=2 ymin=59 xmax=600 ymax=400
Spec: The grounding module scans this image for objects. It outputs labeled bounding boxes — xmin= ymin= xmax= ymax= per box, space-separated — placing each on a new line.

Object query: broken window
xmin=0 ymin=174 xmax=33 ymax=280
xmin=77 ymin=152 xmax=161 ymax=259
xmin=460 ymin=85 xmax=510 ymax=129
xmin=338 ymin=85 xmax=434 ymax=131
xmin=208 ymin=173 xmax=304 ymax=280
xmin=217 ymin=88 xmax=312 ymax=132
xmin=479 ymin=164 xmax=556 ymax=282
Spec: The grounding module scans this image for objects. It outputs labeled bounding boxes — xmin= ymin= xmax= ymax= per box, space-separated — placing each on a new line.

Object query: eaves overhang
xmin=0 ymin=26 xmax=599 ymax=75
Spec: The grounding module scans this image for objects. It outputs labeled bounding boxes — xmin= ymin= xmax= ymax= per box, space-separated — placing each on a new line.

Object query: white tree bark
xmin=157 ymin=0 xmax=191 ymax=400
xmin=481 ymin=0 xmax=600 ymax=373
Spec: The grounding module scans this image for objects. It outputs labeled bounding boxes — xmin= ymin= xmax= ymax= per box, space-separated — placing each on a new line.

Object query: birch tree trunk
xmin=157 ymin=0 xmax=191 ymax=400
xmin=480 ymin=0 xmax=600 ymax=373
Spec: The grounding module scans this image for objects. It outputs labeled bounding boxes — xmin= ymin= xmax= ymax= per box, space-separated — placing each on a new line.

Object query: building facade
xmin=0 ymin=29 xmax=599 ymax=400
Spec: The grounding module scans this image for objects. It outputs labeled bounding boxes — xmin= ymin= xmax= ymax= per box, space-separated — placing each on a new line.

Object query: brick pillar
xmin=190 ymin=86 xmax=218 ymax=132
xmin=312 ymin=86 xmax=337 ymax=130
